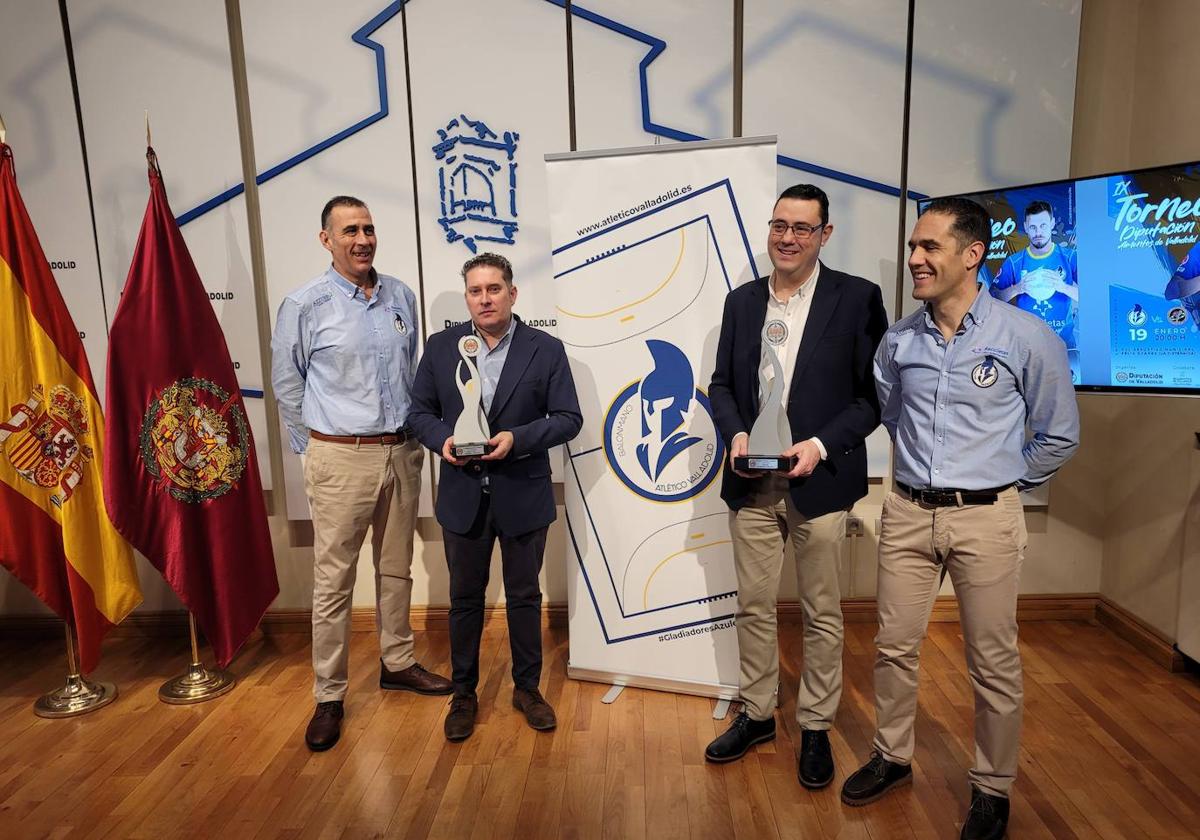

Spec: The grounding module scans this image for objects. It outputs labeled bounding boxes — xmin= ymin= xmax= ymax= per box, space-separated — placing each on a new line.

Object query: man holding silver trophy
xmin=706 ymin=184 xmax=889 ymax=788
xmin=409 ymin=253 xmax=582 ymax=743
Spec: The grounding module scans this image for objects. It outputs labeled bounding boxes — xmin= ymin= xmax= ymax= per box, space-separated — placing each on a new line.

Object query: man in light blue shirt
xmin=271 ymin=196 xmax=451 ymax=753
xmin=842 ymin=197 xmax=1079 ymax=840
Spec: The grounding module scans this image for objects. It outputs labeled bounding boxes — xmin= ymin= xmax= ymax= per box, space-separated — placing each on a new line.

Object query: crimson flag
xmin=104 ymin=150 xmax=278 ymax=667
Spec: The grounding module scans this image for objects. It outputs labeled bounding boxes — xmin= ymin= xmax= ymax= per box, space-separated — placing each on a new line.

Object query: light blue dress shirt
xmin=271 ymin=267 xmax=419 ymax=453
xmin=874 ymin=285 xmax=1079 ymax=490
xmin=477 ymin=316 xmax=517 ymax=414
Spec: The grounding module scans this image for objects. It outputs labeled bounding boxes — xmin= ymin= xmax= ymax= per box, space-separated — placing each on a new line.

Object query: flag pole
xmin=33 ymin=622 xmax=118 ymax=717
xmin=158 ymin=612 xmax=235 ymax=704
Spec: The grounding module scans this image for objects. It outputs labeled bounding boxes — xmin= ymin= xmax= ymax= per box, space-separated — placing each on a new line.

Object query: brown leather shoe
xmin=444 ymin=693 xmax=478 ymax=742
xmin=513 ymin=687 xmax=557 ymax=731
xmin=305 ymin=700 xmax=344 ymax=752
xmin=380 ymin=661 xmax=453 ymax=695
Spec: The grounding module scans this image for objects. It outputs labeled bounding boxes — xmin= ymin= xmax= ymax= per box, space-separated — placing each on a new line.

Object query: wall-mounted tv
xmin=919 ymin=160 xmax=1200 ymax=395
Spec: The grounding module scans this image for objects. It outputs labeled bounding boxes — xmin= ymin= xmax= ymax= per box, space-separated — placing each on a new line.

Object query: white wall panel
xmin=909 ymin=0 xmax=1081 ymax=196
xmin=571 ymin=0 xmax=734 ymax=150
xmin=406 ymin=0 xmax=569 ymax=333
xmin=0 ymin=4 xmax=111 ymax=396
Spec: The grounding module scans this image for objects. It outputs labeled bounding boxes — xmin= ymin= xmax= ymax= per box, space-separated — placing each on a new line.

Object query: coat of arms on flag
xmin=139 ymin=377 xmax=248 ymax=503
xmin=1 ymin=384 xmax=94 ymax=508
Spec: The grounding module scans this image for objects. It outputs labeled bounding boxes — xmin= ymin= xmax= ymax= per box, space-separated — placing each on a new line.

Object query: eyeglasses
xmin=768 ymin=220 xmax=825 ymax=239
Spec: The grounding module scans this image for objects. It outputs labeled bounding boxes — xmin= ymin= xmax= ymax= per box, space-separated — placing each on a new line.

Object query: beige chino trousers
xmin=872 ymin=487 xmax=1027 ymax=797
xmin=730 ymin=476 xmax=847 ymax=729
xmin=304 ymin=436 xmax=424 ymax=702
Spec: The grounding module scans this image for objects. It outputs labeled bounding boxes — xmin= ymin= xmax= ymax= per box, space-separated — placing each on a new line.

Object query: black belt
xmin=310 ymin=429 xmax=412 ymax=446
xmin=896 ymin=481 xmax=1012 ymax=506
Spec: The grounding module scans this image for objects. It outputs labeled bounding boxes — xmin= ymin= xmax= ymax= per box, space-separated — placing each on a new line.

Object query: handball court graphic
xmin=555 ymin=181 xmax=758 ymax=643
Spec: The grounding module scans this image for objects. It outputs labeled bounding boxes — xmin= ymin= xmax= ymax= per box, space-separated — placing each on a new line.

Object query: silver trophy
xmin=733 ymin=320 xmax=796 ymax=473
xmin=452 ymin=335 xmax=493 ymax=459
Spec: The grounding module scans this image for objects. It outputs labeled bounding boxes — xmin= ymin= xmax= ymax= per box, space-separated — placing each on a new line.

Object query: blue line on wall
xmin=175 ymin=1 xmax=407 ymax=226
xmin=176 ymin=0 xmax=927 ymax=228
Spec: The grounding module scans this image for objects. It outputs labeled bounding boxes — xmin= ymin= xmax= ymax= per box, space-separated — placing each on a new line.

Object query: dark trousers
xmin=442 ymin=493 xmax=547 ymax=695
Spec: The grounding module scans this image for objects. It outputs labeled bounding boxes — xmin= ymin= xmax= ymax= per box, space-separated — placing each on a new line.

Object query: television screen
xmin=919 ymin=161 xmax=1200 ymax=395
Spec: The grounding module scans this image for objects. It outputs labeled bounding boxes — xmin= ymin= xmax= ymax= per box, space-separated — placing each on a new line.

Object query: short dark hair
xmin=1024 ymin=200 xmax=1054 ymax=220
xmin=920 ymin=197 xmax=991 ymax=256
xmin=775 ymin=184 xmax=829 ymax=225
xmin=461 ymin=252 xmax=513 ymax=284
xmin=321 ymin=195 xmax=368 ymax=230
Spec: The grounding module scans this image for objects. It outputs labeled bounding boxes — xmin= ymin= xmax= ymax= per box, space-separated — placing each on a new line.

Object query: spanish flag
xmin=0 ymin=142 xmax=142 ymax=673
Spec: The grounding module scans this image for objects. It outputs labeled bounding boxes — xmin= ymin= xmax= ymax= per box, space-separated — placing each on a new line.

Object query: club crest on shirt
xmin=394 ymin=314 xmax=408 ymax=335
xmin=764 ymin=319 xmax=788 ymax=346
xmin=971 ymin=357 xmax=999 ymax=388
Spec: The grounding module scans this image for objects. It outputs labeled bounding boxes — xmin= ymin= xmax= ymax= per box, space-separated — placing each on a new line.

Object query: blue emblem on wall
xmin=433 ymin=114 xmax=519 ymax=253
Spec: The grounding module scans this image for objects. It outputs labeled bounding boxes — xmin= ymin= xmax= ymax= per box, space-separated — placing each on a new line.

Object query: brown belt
xmin=310 ymin=429 xmax=412 ymax=446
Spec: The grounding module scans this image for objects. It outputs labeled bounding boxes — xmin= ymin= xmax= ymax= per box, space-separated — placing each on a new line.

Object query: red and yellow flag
xmin=0 ymin=142 xmax=142 ymax=672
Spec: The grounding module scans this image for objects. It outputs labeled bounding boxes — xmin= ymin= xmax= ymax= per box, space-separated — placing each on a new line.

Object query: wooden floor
xmin=1 ymin=620 xmax=1199 ymax=840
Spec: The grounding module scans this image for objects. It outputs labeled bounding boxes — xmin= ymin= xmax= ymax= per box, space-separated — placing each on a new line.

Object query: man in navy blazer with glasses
xmin=705 ymin=184 xmax=889 ymax=790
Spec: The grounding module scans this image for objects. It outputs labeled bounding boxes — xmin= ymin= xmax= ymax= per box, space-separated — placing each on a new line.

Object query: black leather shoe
xmin=380 ymin=661 xmax=454 ymax=695
xmin=841 ymin=751 xmax=912 ymax=805
xmin=798 ymin=729 xmax=835 ymax=789
xmin=513 ymin=687 xmax=557 ymax=731
xmin=444 ymin=693 xmax=478 ymax=742
xmin=704 ymin=712 xmax=776 ymax=763
xmin=305 ymin=700 xmax=344 ymax=752
xmin=961 ymin=785 xmax=1009 ymax=840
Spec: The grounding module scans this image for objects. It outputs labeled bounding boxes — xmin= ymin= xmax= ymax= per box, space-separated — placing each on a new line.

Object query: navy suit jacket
xmin=708 ymin=265 xmax=889 ymax=517
xmin=409 ymin=317 xmax=582 ymax=536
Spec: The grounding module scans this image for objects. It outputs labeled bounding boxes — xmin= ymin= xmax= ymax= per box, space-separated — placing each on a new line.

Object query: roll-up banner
xmin=546 ymin=136 xmax=777 ymax=697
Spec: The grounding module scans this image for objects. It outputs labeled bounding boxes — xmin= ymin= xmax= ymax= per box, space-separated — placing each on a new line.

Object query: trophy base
xmin=453 ymin=442 xmax=494 ymax=459
xmin=735 ymin=455 xmax=797 ymax=473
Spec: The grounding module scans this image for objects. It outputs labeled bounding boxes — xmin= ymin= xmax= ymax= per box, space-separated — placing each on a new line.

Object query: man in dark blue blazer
xmin=409 ymin=252 xmax=582 ymax=743
xmin=705 ymin=185 xmax=889 ymax=788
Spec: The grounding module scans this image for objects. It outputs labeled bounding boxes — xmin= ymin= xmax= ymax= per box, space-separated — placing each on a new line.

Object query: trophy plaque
xmin=733 ymin=320 xmax=797 ymax=473
xmin=452 ymin=335 xmax=493 ymax=459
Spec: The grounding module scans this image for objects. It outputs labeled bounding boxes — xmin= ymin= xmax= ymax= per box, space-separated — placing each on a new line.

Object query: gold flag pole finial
xmin=144 ymin=111 xmax=161 ymax=177
xmin=0 ymin=111 xmax=7 ymax=144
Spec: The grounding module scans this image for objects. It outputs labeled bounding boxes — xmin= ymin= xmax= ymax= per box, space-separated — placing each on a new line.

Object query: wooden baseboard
xmin=1095 ymin=596 xmax=1186 ymax=673
xmin=0 ymin=594 xmax=1097 ymax=635
xmin=826 ymin=593 xmax=1099 ymax=625
xmin=8 ymin=594 xmax=1181 ymax=671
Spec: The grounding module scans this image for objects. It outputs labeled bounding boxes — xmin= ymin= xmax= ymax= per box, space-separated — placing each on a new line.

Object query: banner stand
xmin=547 ymin=135 xmax=778 ymax=701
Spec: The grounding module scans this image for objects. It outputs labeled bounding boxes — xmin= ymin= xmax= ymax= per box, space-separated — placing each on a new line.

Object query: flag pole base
xmin=158 ymin=662 xmax=235 ymax=705
xmin=33 ymin=675 xmax=117 ymax=718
